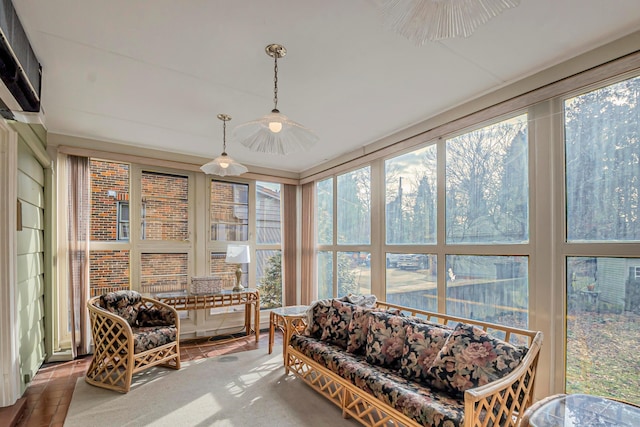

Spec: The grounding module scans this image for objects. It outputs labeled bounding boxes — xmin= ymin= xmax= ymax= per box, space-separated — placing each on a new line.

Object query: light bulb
xmin=219 ymin=160 xmax=230 ymax=169
xmin=268 ymin=120 xmax=283 ymax=133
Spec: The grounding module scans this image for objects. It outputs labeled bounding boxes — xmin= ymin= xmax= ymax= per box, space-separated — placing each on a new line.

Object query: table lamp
xmin=225 ymin=244 xmax=250 ymax=292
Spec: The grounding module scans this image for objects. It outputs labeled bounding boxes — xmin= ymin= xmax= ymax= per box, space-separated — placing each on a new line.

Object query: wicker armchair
xmin=85 ymin=290 xmax=181 ymax=393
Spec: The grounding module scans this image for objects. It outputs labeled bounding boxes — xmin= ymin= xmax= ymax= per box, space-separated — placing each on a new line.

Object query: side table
xmin=521 ymin=393 xmax=640 ymax=426
xmin=269 ymin=305 xmax=309 ymax=365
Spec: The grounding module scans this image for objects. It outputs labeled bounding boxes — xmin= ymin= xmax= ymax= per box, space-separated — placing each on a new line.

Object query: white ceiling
xmin=12 ymin=0 xmax=640 ymax=173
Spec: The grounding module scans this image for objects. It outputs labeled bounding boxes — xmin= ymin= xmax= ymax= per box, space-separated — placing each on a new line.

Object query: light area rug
xmin=64 ymin=348 xmax=360 ymax=427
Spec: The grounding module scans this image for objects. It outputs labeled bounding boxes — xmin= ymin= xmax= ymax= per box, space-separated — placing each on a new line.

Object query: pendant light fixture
xmin=200 ymin=114 xmax=248 ymax=176
xmin=233 ymin=44 xmax=318 ymax=155
xmin=379 ymin=0 xmax=521 ymax=45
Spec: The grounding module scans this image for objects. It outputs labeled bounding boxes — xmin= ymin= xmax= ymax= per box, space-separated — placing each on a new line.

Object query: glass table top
xmin=528 ymin=394 xmax=640 ymax=427
xmin=271 ymin=305 xmax=309 ymax=317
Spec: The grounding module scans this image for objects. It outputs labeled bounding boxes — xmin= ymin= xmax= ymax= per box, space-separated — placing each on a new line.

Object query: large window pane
xmin=337 ymin=251 xmax=371 ymax=297
xmin=317 ymin=251 xmax=333 ymax=300
xmin=256 ymin=250 xmax=282 ymax=309
xmin=565 ymin=76 xmax=640 ymax=242
xmin=316 ymin=178 xmax=333 ymax=245
xmin=256 ymin=182 xmax=281 ymax=244
xmin=337 ymin=167 xmax=371 ymax=245
xmin=140 ymin=253 xmax=188 ymax=294
xmin=89 ymin=250 xmax=129 ymax=296
xmin=141 ymin=171 xmax=189 ymax=241
xmin=566 ymin=257 xmax=640 ymax=404
xmin=210 ymin=181 xmax=248 ymax=241
xmin=385 ymin=145 xmax=437 ymax=244
xmin=386 ymin=253 xmax=437 ymax=312
xmin=90 ymin=159 xmax=129 ymax=241
xmin=445 ymin=255 xmax=528 ymax=331
xmin=446 ymin=115 xmax=529 ymax=244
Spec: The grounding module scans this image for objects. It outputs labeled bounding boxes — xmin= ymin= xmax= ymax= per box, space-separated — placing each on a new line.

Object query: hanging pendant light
xmin=379 ymin=0 xmax=521 ymax=45
xmin=233 ymin=44 xmax=318 ymax=155
xmin=200 ymin=114 xmax=248 ymax=177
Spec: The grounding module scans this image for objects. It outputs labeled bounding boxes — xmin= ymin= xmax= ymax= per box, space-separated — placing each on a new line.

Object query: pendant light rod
xmin=218 ymin=113 xmax=231 ymax=153
xmin=265 ymin=44 xmax=286 ymax=112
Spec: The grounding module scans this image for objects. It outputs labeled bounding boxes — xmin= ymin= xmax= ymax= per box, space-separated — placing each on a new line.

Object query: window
xmin=117 ymin=202 xmax=129 ymax=241
xmin=316 ymin=167 xmax=371 ymax=299
xmin=446 ymin=114 xmax=529 ymax=244
xmin=141 ymin=171 xmax=189 ymax=241
xmin=89 ymin=159 xmax=130 ymax=296
xmin=210 ymin=181 xmax=249 ymax=241
xmin=564 ymin=75 xmax=640 ymax=404
xmin=255 ymin=181 xmax=283 ymax=309
xmin=385 ymin=145 xmax=436 ymax=245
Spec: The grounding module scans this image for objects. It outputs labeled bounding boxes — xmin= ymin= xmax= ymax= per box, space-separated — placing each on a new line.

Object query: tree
xmin=259 ymin=252 xmax=282 ymax=309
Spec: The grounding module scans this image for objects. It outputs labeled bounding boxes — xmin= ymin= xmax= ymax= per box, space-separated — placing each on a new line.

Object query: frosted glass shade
xmin=380 ymin=0 xmax=521 ymax=45
xmin=233 ymin=110 xmax=318 ymax=155
xmin=200 ymin=153 xmax=248 ymax=177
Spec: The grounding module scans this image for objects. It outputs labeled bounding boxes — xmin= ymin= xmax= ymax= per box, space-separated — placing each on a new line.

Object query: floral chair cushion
xmin=132 ymin=325 xmax=177 ymax=353
xmin=321 ymin=300 xmax=355 ymax=348
xmin=399 ymin=321 xmax=452 ymax=385
xmin=100 ymin=290 xmax=142 ymax=327
xmin=428 ymin=323 xmax=526 ymax=397
xmin=365 ymin=311 xmax=408 ymax=369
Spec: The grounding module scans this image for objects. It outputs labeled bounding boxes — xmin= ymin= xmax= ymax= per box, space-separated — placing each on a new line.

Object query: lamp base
xmin=232 ymin=264 xmax=244 ymax=292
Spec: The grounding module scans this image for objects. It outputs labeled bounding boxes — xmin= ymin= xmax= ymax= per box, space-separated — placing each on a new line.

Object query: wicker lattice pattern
xmin=85 ymin=295 xmax=181 ymax=393
xmin=286 ymin=300 xmax=543 ymax=427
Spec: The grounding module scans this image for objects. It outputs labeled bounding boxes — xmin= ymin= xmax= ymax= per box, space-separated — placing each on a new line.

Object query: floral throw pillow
xmin=428 ymin=323 xmax=526 ymax=396
xmin=346 ymin=307 xmax=403 ymax=354
xmin=320 ymin=300 xmax=355 ymax=348
xmin=100 ymin=290 xmax=142 ymax=327
xmin=399 ymin=321 xmax=452 ymax=384
xmin=307 ymin=300 xmax=335 ymax=338
xmin=365 ymin=311 xmax=408 ymax=369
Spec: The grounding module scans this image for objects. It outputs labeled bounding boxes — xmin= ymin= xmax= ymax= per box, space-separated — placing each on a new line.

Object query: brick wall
xmin=89 ymin=250 xmax=130 ymax=294
xmin=140 ymin=252 xmax=189 ymax=293
xmin=90 ymin=159 xmax=129 ymax=241
xmin=142 ymin=171 xmax=188 ymax=240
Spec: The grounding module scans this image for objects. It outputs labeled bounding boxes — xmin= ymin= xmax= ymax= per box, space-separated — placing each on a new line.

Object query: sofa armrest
xmin=463 ymin=331 xmax=543 ymax=427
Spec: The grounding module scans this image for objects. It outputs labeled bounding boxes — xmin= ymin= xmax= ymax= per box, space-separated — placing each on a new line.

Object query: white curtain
xmin=66 ymin=155 xmax=91 ymax=357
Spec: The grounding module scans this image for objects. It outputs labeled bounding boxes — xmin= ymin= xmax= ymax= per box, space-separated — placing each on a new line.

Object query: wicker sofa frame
xmin=286 ymin=301 xmax=543 ymax=427
xmin=85 ymin=294 xmax=181 ymax=393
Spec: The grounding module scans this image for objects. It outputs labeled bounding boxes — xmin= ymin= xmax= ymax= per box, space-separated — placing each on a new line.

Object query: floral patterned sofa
xmin=286 ymin=298 xmax=543 ymax=427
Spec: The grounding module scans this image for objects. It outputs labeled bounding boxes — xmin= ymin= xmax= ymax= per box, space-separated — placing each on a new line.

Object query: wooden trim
xmin=54 ymin=142 xmax=300 ymax=185
xmin=0 ymin=122 xmax=20 ymax=406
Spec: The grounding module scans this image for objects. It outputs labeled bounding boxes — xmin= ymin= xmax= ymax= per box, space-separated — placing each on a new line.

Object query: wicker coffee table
xmin=269 ymin=305 xmax=308 ymax=364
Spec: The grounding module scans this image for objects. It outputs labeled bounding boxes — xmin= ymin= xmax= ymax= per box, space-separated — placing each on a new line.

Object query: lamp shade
xmin=200 ymin=153 xmax=248 ymax=176
xmin=379 ymin=0 xmax=521 ymax=44
xmin=201 ymin=113 xmax=248 ymax=176
xmin=225 ymin=244 xmax=251 ymax=264
xmin=233 ymin=110 xmax=318 ymax=155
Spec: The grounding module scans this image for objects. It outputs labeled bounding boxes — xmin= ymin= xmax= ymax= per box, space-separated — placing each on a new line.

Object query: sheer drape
xmin=283 ymin=184 xmax=297 ymax=305
xmin=300 ymin=182 xmax=315 ymax=304
xmin=67 ymin=155 xmax=91 ymax=357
